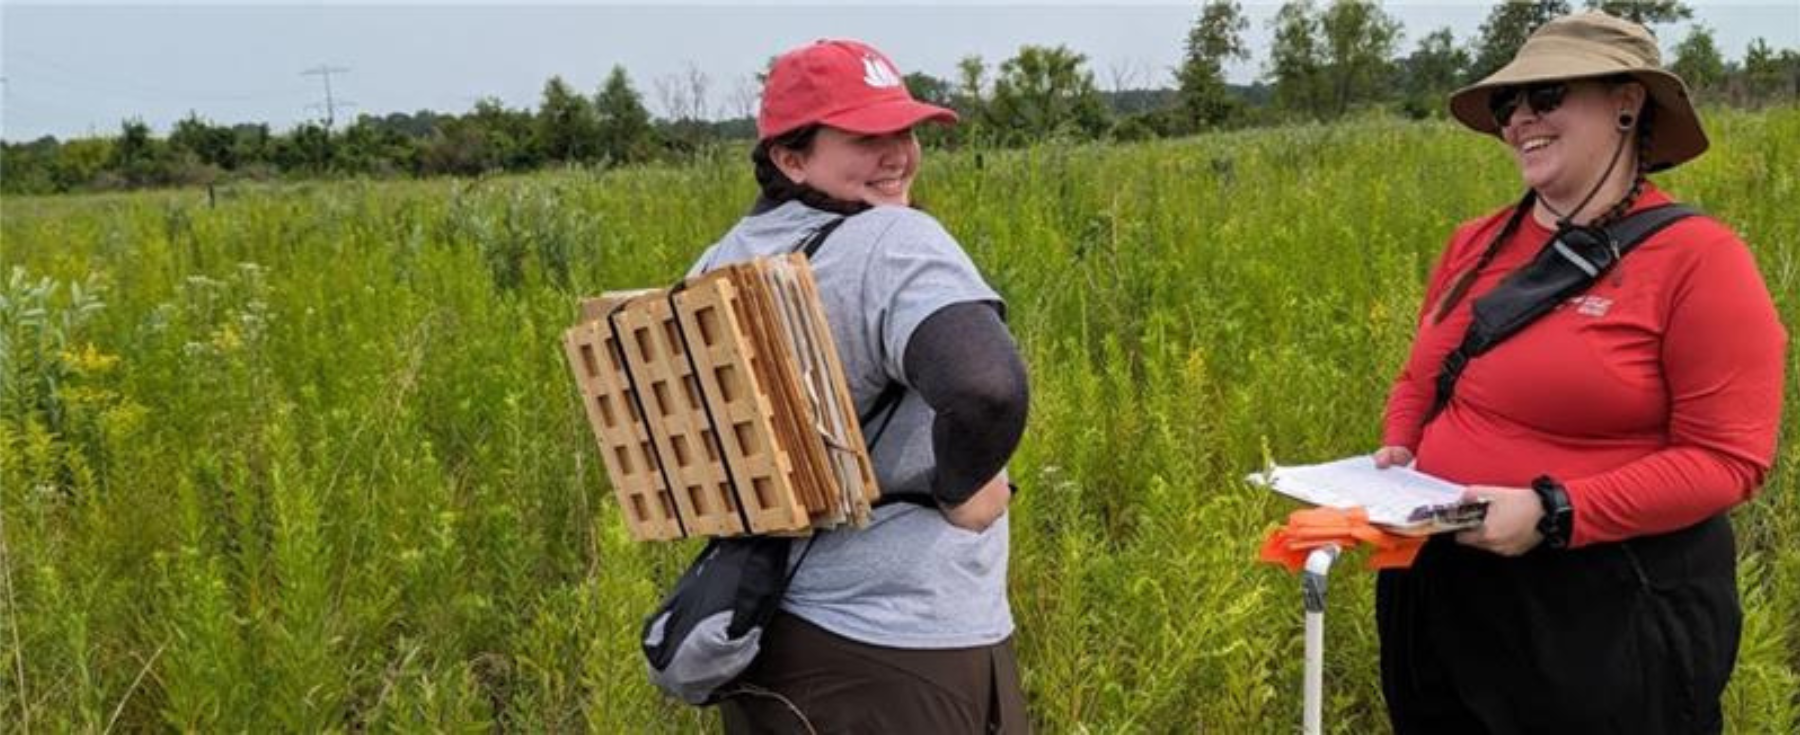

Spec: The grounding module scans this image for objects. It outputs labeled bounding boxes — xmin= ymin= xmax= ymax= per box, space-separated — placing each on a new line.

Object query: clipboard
xmin=1248 ymin=455 xmax=1488 ymax=536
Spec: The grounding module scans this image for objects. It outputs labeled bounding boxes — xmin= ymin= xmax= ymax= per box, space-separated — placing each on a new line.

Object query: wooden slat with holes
xmin=561 ymin=311 xmax=683 ymax=541
xmin=611 ymin=293 xmax=746 ymax=537
xmin=673 ymin=272 xmax=812 ymax=534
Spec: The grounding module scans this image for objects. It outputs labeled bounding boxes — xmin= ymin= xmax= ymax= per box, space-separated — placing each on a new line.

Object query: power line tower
xmin=301 ymin=64 xmax=355 ymax=133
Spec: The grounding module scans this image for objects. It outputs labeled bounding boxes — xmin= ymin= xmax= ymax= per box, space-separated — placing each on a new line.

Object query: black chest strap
xmin=1428 ymin=203 xmax=1698 ymax=421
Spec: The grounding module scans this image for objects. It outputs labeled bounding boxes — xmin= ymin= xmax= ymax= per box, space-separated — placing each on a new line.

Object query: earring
xmin=1617 ymin=111 xmax=1635 ymax=131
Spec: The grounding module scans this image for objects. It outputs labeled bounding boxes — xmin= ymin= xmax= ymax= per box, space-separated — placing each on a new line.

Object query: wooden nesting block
xmin=673 ymin=272 xmax=812 ymax=534
xmin=723 ymin=261 xmax=845 ymax=526
xmin=764 ymin=255 xmax=882 ymax=522
xmin=562 ymin=311 xmax=683 ymax=541
xmin=579 ymin=290 xmax=656 ymax=323
xmin=564 ymin=256 xmax=881 ymax=542
xmin=611 ymin=294 xmax=746 ymax=537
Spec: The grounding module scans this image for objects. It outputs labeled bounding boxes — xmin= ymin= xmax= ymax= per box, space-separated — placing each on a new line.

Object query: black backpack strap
xmin=797 ymin=216 xmax=851 ymax=258
xmin=1428 ymin=203 xmax=1697 ymax=421
xmin=792 ymin=214 xmax=925 ymax=509
xmin=858 ymin=381 xmax=906 ymax=445
xmin=1607 ymin=203 xmax=1699 ymax=255
xmin=861 ymin=383 xmax=935 ymax=508
xmin=795 ymin=213 xmax=911 ymax=457
xmin=777 ymin=384 xmax=910 ymax=586
xmin=790 ymin=211 xmax=910 ymax=451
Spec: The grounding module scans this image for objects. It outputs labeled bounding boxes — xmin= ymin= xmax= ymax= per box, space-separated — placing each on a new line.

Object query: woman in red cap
xmin=1372 ymin=11 xmax=1785 ymax=733
xmin=688 ymin=39 xmax=1031 ymax=733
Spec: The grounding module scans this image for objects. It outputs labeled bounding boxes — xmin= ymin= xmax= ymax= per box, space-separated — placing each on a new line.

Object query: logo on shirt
xmin=862 ymin=55 xmax=902 ymax=89
xmin=1568 ymin=295 xmax=1613 ymax=317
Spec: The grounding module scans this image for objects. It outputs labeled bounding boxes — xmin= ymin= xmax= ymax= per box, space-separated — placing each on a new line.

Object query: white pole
xmin=1301 ymin=545 xmax=1340 ymax=735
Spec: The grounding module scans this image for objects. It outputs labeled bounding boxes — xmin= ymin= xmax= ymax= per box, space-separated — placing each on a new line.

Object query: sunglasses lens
xmin=1489 ymin=88 xmax=1522 ymax=127
xmin=1527 ymin=83 xmax=1568 ymax=116
xmin=1489 ymin=82 xmax=1570 ymax=127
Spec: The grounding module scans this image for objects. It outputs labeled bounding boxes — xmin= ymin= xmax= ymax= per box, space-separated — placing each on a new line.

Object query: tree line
xmin=3 ymin=0 xmax=1797 ymax=196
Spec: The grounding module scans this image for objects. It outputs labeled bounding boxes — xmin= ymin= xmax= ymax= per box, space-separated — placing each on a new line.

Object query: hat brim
xmin=817 ymin=98 xmax=958 ymax=136
xmin=1448 ymin=54 xmax=1708 ymax=171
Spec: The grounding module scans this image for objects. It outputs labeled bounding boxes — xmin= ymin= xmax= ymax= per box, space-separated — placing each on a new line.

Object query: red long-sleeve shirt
xmin=1383 ymin=184 xmax=1787 ymax=548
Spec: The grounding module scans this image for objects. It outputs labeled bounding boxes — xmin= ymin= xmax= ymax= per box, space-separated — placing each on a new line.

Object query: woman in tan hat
xmin=1370 ymin=11 xmax=1785 ymax=733
xmin=688 ymin=39 xmax=1030 ymax=733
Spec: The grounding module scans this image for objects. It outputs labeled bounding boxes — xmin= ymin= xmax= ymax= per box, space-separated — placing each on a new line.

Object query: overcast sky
xmin=3 ymin=1 xmax=1797 ymax=142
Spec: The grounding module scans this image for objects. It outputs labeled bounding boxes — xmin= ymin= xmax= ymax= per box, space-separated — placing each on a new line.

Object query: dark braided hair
xmin=750 ymin=125 xmax=871 ymax=216
xmin=1429 ymin=190 xmax=1536 ymax=324
xmin=1591 ymin=101 xmax=1655 ymax=228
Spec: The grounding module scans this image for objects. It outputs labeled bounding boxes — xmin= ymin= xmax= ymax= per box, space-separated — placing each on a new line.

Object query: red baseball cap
xmin=757 ymin=39 xmax=958 ymax=141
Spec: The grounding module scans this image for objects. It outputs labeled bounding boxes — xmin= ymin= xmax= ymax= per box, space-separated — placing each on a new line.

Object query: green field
xmin=3 ymin=109 xmax=1795 ymax=732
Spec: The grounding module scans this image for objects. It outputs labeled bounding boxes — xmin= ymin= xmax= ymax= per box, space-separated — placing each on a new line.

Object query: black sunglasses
xmin=1488 ymin=82 xmax=1569 ymax=128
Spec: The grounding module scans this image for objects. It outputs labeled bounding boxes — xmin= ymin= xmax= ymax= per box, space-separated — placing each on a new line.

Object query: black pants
xmin=719 ymin=613 xmax=1030 ymax=734
xmin=1377 ymin=515 xmax=1740 ymax=735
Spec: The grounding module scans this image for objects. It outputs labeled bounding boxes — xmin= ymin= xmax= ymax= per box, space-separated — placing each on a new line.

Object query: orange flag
xmin=1259 ymin=507 xmax=1427 ymax=572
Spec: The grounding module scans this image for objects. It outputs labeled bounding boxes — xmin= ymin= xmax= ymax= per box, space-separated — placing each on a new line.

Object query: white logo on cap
xmin=862 ymin=55 xmax=902 ymax=88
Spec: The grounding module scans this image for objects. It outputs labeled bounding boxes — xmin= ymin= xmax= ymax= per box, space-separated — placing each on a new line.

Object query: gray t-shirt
xmin=688 ymin=200 xmax=1014 ymax=648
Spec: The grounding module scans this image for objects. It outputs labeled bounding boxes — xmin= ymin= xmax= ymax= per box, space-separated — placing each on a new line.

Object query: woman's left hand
xmin=1455 ymin=485 xmax=1544 ymax=557
xmin=942 ymin=475 xmax=1012 ymax=533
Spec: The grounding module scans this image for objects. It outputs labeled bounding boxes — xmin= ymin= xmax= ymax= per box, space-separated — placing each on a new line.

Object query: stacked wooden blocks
xmin=563 ymin=255 xmax=881 ymax=541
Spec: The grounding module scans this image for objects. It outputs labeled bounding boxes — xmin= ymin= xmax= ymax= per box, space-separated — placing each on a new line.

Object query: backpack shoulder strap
xmin=796 ymin=216 xmax=851 ymax=258
xmin=1426 ymin=203 xmax=1699 ymax=422
xmin=794 ymin=212 xmax=919 ymax=508
xmin=860 ymin=374 xmax=930 ymax=509
xmin=1608 ymin=203 xmax=1698 ymax=258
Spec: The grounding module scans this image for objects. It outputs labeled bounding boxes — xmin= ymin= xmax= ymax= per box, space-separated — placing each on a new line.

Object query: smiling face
xmin=1498 ymin=78 xmax=1645 ymax=203
xmin=769 ymin=126 xmax=921 ymax=208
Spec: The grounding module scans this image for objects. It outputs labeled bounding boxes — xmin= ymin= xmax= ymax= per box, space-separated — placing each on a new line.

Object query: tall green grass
xmin=2 ymin=108 xmax=1795 ymax=732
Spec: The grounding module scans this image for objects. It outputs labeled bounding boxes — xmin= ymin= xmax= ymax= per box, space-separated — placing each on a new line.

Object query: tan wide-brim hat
xmin=1449 ymin=10 xmax=1707 ymax=172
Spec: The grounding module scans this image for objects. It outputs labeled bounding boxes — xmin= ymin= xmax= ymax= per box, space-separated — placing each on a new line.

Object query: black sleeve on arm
xmin=901 ymin=301 xmax=1030 ymax=506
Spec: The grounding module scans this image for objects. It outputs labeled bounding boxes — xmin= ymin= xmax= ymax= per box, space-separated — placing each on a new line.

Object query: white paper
xmin=1249 ymin=455 xmax=1467 ymax=528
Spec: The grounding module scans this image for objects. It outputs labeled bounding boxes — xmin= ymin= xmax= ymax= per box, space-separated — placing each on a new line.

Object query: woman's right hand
xmin=1373 ymin=446 xmax=1415 ymax=469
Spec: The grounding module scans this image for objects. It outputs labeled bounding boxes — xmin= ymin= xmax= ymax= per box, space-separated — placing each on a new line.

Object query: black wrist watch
xmin=1531 ymin=475 xmax=1574 ymax=550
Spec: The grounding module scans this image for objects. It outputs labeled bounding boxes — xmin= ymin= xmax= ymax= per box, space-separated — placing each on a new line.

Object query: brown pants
xmin=719 ymin=613 xmax=1030 ymax=734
